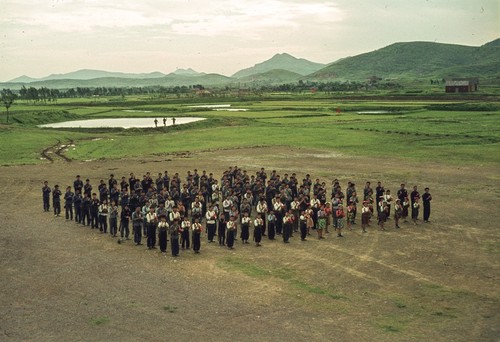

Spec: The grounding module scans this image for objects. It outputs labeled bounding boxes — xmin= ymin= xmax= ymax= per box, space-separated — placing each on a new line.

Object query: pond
xmin=38 ymin=117 xmax=206 ymax=129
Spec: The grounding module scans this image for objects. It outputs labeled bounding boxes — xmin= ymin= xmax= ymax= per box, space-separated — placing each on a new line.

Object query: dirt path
xmin=0 ymin=147 xmax=498 ymax=341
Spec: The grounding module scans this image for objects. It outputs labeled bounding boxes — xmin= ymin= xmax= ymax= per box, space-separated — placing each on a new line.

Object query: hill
xmin=306 ymin=39 xmax=500 ymax=82
xmin=232 ymin=53 xmax=325 ymax=78
xmin=8 ymin=69 xmax=167 ymax=83
xmin=237 ymin=69 xmax=302 ymax=85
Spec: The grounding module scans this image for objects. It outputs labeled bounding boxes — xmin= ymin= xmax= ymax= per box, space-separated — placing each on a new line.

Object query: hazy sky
xmin=0 ymin=0 xmax=498 ymax=81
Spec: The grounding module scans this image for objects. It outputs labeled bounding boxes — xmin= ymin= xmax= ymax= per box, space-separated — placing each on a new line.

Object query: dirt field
xmin=1 ymin=146 xmax=498 ymax=341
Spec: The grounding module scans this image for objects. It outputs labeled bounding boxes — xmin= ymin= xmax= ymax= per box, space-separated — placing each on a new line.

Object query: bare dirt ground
xmin=1 ymin=146 xmax=499 ymax=341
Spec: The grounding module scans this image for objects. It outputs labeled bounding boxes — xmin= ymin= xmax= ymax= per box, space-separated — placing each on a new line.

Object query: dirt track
xmin=1 ymin=147 xmax=499 ymax=341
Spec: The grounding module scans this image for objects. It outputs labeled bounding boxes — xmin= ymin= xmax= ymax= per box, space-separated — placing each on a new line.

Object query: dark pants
xmin=283 ymin=223 xmax=292 ymax=243
xmin=254 ymin=226 xmax=262 ymax=243
xmin=99 ymin=215 xmax=107 ymax=233
xmin=227 ymin=230 xmax=235 ymax=248
xmin=181 ymin=230 xmax=190 ymax=249
xmin=241 ymin=224 xmax=249 ymax=241
xmin=120 ymin=219 xmax=129 ymax=238
xmin=218 ymin=225 xmax=226 ymax=245
xmin=159 ymin=229 xmax=167 ymax=252
xmin=275 ymin=213 xmax=283 ymax=234
xmin=75 ymin=206 xmax=82 ymax=223
xmin=171 ymin=237 xmax=179 ymax=256
xmin=268 ymin=222 xmax=276 ymax=240
xmin=43 ymin=197 xmax=50 ymax=211
xmin=147 ymin=223 xmax=157 ymax=248
xmin=53 ymin=201 xmax=61 ymax=216
xmin=109 ymin=217 xmax=117 ymax=236
xmin=300 ymin=221 xmax=307 ymax=240
xmin=423 ymin=204 xmax=431 ymax=221
xmin=134 ymin=224 xmax=142 ymax=244
xmin=91 ymin=211 xmax=99 ymax=228
xmin=82 ymin=209 xmax=90 ymax=225
xmin=65 ymin=204 xmax=73 ymax=220
xmin=207 ymin=223 xmax=216 ymax=242
xmin=192 ymin=232 xmax=201 ymax=252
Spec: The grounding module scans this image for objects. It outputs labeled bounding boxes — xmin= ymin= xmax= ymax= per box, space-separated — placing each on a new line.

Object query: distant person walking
xmin=172 ymin=117 xmax=176 ymax=125
xmin=154 ymin=118 xmax=158 ymax=127
xmin=163 ymin=117 xmax=167 ymax=126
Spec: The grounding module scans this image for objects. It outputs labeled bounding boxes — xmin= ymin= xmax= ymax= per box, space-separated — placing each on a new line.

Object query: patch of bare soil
xmin=0 ymin=146 xmax=498 ymax=341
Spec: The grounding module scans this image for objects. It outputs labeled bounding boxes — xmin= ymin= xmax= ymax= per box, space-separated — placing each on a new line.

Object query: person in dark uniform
xmin=53 ymin=185 xmax=62 ymax=217
xmin=132 ymin=206 xmax=143 ymax=245
xmin=83 ymin=179 xmax=92 ymax=198
xmin=170 ymin=218 xmax=180 ymax=257
xmin=73 ymin=189 xmax=82 ymax=223
xmin=422 ymin=188 xmax=432 ymax=222
xmin=218 ymin=215 xmax=226 ymax=246
xmin=81 ymin=193 xmax=91 ymax=226
xmin=192 ymin=218 xmax=202 ymax=253
xmin=120 ymin=204 xmax=131 ymax=239
xmin=157 ymin=215 xmax=169 ymax=254
xmin=73 ymin=175 xmax=83 ymax=195
xmin=64 ymin=186 xmax=74 ymax=220
xmin=42 ymin=181 xmax=51 ymax=212
xmin=90 ymin=193 xmax=100 ymax=229
xmin=410 ymin=186 xmax=420 ymax=210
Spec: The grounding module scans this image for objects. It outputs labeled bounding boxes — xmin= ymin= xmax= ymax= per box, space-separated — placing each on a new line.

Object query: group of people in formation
xmin=41 ymin=166 xmax=432 ymax=257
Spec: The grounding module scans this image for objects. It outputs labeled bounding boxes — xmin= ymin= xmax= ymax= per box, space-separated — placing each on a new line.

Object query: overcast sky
xmin=0 ymin=0 xmax=498 ymax=81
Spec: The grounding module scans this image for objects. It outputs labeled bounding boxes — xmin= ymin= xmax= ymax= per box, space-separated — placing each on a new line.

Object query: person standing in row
xmin=240 ymin=212 xmax=251 ymax=244
xmin=98 ymin=199 xmax=109 ymax=233
xmin=90 ymin=193 xmax=100 ymax=229
xmin=170 ymin=218 xmax=180 ymax=256
xmin=205 ymin=205 xmax=217 ymax=243
xmin=422 ymin=187 xmax=432 ymax=222
xmin=181 ymin=216 xmax=191 ymax=250
xmin=412 ymin=198 xmax=420 ymax=225
xmin=253 ymin=215 xmax=263 ymax=247
xmin=109 ymin=200 xmax=119 ymax=237
xmin=361 ymin=201 xmax=370 ymax=233
xmin=64 ymin=186 xmax=74 ymax=220
xmin=282 ymin=211 xmax=294 ymax=243
xmin=299 ymin=211 xmax=308 ymax=241
xmin=316 ymin=205 xmax=327 ymax=240
xmin=132 ymin=207 xmax=143 ymax=245
xmin=226 ymin=216 xmax=236 ymax=249
xmin=218 ymin=215 xmax=226 ymax=246
xmin=335 ymin=204 xmax=345 ymax=237
xmin=74 ymin=190 xmax=82 ymax=223
xmin=53 ymin=185 xmax=62 ymax=217
xmin=120 ymin=204 xmax=131 ymax=239
xmin=42 ymin=181 xmax=51 ymax=212
xmin=192 ymin=218 xmax=202 ymax=254
xmin=146 ymin=206 xmax=158 ymax=249
xmin=157 ymin=215 xmax=169 ymax=254
xmin=394 ymin=199 xmax=402 ymax=229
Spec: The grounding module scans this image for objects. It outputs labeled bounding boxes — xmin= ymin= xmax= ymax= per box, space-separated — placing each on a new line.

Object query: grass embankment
xmin=0 ymin=97 xmax=499 ymax=165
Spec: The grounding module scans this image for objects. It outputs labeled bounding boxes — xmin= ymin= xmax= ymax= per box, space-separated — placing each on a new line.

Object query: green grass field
xmin=0 ymin=95 xmax=499 ymax=166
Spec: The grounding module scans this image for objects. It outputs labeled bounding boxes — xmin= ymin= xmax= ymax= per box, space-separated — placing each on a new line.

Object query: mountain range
xmin=2 ymin=39 xmax=498 ymax=89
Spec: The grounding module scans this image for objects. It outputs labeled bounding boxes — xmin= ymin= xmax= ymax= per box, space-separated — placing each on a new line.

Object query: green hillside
xmin=307 ymin=39 xmax=500 ymax=83
xmin=232 ymin=53 xmax=325 ymax=78
xmin=237 ymin=69 xmax=302 ymax=85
